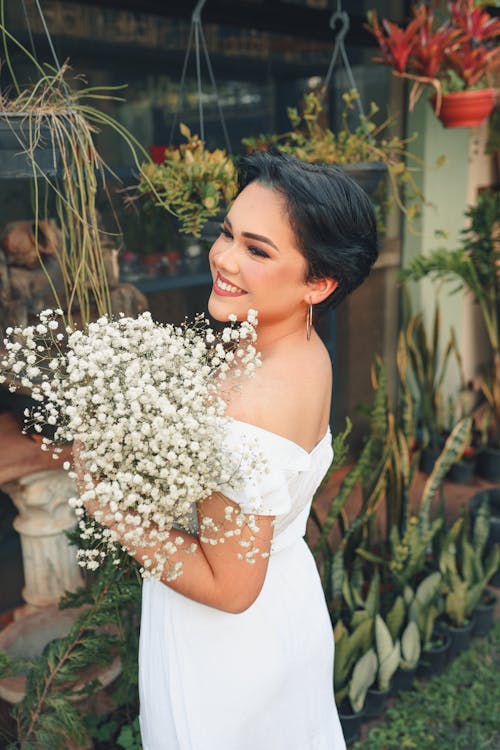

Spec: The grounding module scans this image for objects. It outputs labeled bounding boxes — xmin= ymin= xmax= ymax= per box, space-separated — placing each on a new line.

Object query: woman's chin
xmin=208 ymin=293 xmax=244 ymax=322
xmin=207 ymin=292 xmax=223 ymax=321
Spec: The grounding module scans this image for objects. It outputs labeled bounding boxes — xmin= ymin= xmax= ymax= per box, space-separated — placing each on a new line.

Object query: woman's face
xmin=208 ymin=182 xmax=313 ymax=329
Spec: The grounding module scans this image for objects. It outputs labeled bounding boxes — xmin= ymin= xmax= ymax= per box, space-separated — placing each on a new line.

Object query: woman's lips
xmin=213 ymin=272 xmax=248 ymax=297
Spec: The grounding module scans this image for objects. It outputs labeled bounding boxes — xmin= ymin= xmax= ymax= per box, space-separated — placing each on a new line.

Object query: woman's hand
xmin=71 ymin=440 xmax=100 ymax=519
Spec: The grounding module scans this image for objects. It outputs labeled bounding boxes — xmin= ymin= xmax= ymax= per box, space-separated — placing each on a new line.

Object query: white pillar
xmin=1 ymin=469 xmax=83 ymax=608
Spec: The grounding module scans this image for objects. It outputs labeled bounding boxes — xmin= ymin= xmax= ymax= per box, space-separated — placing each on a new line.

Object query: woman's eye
xmin=219 ymin=225 xmax=232 ymax=240
xmin=248 ymin=246 xmax=270 ymax=259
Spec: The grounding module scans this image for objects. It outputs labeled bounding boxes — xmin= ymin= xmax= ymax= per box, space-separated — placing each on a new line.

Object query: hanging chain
xmin=33 ymin=0 xmax=64 ymax=73
xmin=323 ymin=0 xmax=366 ymax=122
xmin=169 ymin=0 xmax=231 ymax=152
xmin=198 ymin=21 xmax=230 ymax=151
xmin=20 ymin=0 xmax=37 ymax=60
xmin=17 ymin=0 xmax=71 ymax=102
xmin=194 ymin=8 xmax=203 ymax=139
xmin=169 ymin=21 xmax=195 ymax=145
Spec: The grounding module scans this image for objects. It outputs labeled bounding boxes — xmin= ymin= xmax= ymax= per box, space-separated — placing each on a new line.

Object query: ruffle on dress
xmin=217 ymin=418 xmax=315 ymax=516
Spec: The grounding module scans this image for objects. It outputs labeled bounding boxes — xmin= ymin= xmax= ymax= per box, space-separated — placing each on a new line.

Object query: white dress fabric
xmin=139 ymin=419 xmax=346 ymax=750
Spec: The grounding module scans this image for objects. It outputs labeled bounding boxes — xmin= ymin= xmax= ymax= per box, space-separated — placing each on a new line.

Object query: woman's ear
xmin=306 ymin=277 xmax=338 ymax=305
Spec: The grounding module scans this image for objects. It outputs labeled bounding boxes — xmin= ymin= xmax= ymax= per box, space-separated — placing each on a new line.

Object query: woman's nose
xmin=210 ymin=240 xmax=239 ymax=273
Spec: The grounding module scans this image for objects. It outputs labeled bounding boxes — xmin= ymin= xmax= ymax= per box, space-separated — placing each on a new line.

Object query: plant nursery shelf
xmin=130 ymin=271 xmax=212 ymax=294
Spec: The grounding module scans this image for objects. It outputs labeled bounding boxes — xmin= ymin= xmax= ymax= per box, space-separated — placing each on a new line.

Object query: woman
xmin=82 ymin=150 xmax=378 ymax=749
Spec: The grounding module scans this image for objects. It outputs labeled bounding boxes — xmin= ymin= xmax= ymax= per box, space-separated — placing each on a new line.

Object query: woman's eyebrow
xmin=225 ymin=217 xmax=280 ymax=252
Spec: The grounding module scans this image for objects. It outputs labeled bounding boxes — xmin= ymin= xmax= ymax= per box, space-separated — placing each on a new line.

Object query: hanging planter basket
xmin=339 ymin=161 xmax=387 ymax=202
xmin=430 ymin=89 xmax=497 ymax=129
xmin=0 ymin=112 xmax=60 ymax=179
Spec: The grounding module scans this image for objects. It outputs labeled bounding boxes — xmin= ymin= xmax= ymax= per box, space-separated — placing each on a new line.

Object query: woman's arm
xmin=74 ymin=445 xmax=273 ymax=613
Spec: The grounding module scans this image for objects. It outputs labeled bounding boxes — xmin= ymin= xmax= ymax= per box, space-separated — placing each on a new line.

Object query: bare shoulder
xmin=223 ymin=336 xmax=332 ymax=451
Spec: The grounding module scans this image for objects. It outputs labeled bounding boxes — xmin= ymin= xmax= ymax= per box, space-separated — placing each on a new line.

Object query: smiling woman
xmin=208 ymin=181 xmax=327 ymax=344
xmin=88 ymin=149 xmax=379 ymax=750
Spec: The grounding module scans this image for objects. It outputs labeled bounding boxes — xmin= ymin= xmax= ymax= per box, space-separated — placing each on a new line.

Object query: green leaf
xmin=400 ymin=621 xmax=421 ymax=669
xmin=375 ymin=615 xmax=401 ymax=691
xmin=386 ymin=596 xmax=405 ymax=641
xmin=349 ymin=648 xmax=377 ymax=713
xmin=365 ymin=571 xmax=381 ymax=618
xmin=330 ymin=548 xmax=345 ymax=603
xmin=179 ymin=122 xmax=192 ymax=140
xmin=420 ymin=418 xmax=472 ymax=531
xmin=473 ymin=500 xmax=491 ymax=561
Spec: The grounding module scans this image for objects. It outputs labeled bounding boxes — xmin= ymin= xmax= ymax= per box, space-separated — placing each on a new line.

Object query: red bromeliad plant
xmin=367 ymin=1 xmax=500 ymax=113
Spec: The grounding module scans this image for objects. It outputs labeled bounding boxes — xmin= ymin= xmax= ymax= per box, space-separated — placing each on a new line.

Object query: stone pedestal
xmin=1 ymin=469 xmax=83 ymax=608
xmin=0 ymin=469 xmax=122 ymax=726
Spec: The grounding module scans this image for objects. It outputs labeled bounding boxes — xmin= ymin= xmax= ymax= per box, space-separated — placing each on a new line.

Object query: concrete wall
xmin=402 ymin=96 xmax=497 ymax=400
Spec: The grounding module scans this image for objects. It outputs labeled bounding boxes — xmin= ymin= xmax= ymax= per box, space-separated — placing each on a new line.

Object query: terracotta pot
xmin=430 ymin=89 xmax=497 ymax=129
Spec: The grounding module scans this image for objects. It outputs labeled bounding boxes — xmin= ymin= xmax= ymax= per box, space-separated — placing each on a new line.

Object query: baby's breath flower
xmin=1 ymin=308 xmax=262 ymax=580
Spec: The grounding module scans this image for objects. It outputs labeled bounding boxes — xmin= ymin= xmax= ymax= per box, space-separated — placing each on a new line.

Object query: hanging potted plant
xmin=366 ymin=0 xmax=500 ymax=128
xmin=0 ymin=8 xmax=151 ymax=451
xmin=134 ymin=124 xmax=237 ymax=239
xmin=0 ymin=15 xmax=148 ymax=328
xmin=243 ymin=89 xmax=426 ymax=231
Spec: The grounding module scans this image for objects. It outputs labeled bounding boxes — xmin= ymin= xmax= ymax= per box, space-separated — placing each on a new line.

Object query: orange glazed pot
xmin=430 ymin=88 xmax=497 ymax=128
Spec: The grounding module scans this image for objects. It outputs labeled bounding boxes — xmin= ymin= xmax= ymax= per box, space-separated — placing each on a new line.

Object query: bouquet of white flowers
xmin=0 ymin=308 xmax=261 ymax=579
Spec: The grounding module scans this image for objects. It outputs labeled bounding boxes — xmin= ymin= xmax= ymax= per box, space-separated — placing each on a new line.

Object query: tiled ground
xmin=309 ymin=463 xmax=499 ymax=547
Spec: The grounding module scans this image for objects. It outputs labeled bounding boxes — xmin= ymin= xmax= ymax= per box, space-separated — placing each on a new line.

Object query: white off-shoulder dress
xmin=139 ymin=419 xmax=346 ymax=750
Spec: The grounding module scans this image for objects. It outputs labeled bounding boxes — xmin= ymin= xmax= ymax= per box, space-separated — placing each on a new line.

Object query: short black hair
xmin=237 ymin=149 xmax=378 ymax=316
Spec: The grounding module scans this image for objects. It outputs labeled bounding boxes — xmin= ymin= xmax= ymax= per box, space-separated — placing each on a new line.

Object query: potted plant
xmin=0 ymin=17 xmax=148 ymax=329
xmin=120 ymin=198 xmax=186 ymax=279
xmin=405 ymin=571 xmax=451 ymax=677
xmin=402 ymin=303 xmax=465 ymax=473
xmin=381 ymin=516 xmax=443 ymax=592
xmin=311 ymin=363 xmax=413 ymax=604
xmin=469 ymin=488 xmax=500 ymax=587
xmin=474 ymin=587 xmax=498 ymax=637
xmin=334 ymin=618 xmax=377 ymax=744
xmin=365 ymin=613 xmax=400 ymax=718
xmin=401 ymin=191 xmax=500 ymax=481
xmin=367 ymin=0 xmax=500 ymax=128
xmin=467 ymin=498 xmax=500 ymax=636
xmin=135 ymin=124 xmax=237 ymax=239
xmin=438 ymin=510 xmax=499 ymax=658
xmin=391 ymin=620 xmax=421 ymax=692
xmin=242 ymin=89 xmax=426 ymax=231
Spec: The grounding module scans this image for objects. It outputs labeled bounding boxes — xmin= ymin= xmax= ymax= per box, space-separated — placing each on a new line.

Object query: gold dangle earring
xmin=306 ymin=300 xmax=313 ymax=341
